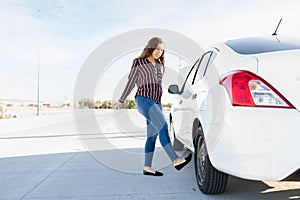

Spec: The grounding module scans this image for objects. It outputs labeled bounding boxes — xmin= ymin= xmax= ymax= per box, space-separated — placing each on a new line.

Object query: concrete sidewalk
xmin=0 ymin=151 xmax=199 ymax=200
xmin=0 ymin=110 xmax=201 ymax=200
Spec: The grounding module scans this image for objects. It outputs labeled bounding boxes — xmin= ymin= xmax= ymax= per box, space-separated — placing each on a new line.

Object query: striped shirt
xmin=119 ymin=58 xmax=163 ymax=104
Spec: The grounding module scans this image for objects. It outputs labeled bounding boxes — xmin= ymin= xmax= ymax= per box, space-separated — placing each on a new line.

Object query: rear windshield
xmin=225 ymin=37 xmax=300 ymax=55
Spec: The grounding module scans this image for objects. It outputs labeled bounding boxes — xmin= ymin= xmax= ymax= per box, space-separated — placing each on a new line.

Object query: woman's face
xmin=152 ymin=42 xmax=164 ymax=60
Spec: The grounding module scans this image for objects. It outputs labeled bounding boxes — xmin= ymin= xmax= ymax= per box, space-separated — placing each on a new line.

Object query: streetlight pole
xmin=37 ymin=40 xmax=40 ymax=116
xmin=36 ymin=6 xmax=63 ymax=116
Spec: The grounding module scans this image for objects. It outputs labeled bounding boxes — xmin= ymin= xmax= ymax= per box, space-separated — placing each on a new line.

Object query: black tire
xmin=194 ymin=128 xmax=228 ymax=194
xmin=169 ymin=115 xmax=184 ymax=151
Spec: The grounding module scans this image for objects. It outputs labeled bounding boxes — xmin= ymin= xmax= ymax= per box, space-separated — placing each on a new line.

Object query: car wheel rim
xmin=197 ymin=137 xmax=206 ymax=184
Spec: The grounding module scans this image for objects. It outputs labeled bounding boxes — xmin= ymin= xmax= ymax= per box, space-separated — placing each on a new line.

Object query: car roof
xmin=225 ymin=36 xmax=300 ymax=55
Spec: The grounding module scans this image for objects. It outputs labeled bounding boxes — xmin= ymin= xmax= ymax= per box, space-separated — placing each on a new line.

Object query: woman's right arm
xmin=116 ymin=59 xmax=139 ymax=109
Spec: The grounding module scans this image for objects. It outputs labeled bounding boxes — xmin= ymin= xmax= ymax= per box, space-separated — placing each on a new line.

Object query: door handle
xmin=192 ymin=93 xmax=197 ymax=100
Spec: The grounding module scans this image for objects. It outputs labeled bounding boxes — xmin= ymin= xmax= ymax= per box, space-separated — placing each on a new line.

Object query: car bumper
xmin=208 ymin=106 xmax=300 ymax=181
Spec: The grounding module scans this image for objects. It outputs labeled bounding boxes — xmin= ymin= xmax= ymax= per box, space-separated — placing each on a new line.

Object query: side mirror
xmin=168 ymin=85 xmax=180 ymax=94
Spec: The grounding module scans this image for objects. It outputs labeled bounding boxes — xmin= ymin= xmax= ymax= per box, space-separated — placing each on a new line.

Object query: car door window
xmin=179 ymin=58 xmax=199 ymax=93
xmin=192 ymin=51 xmax=217 ymax=85
xmin=178 ymin=66 xmax=191 ymax=88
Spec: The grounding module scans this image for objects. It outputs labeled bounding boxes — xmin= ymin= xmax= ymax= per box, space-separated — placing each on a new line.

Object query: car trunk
xmin=255 ymin=50 xmax=300 ymax=111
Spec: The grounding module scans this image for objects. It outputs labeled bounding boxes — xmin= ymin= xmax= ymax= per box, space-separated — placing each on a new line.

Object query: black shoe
xmin=175 ymin=153 xmax=192 ymax=171
xmin=143 ymin=170 xmax=163 ymax=176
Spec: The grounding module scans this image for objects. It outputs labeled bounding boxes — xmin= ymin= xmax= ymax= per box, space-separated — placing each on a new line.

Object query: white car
xmin=168 ymin=35 xmax=300 ymax=194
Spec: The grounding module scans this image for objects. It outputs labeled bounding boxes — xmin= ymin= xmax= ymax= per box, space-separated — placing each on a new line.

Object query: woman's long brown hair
xmin=138 ymin=37 xmax=165 ymax=72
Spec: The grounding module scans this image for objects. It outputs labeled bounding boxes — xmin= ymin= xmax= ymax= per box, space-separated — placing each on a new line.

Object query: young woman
xmin=115 ymin=37 xmax=192 ymax=176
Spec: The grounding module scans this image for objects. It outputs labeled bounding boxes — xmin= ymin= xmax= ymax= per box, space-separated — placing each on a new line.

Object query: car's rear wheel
xmin=169 ymin=115 xmax=184 ymax=151
xmin=194 ymin=128 xmax=228 ymax=194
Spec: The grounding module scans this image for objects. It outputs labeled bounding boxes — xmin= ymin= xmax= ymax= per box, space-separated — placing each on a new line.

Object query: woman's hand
xmin=115 ymin=101 xmax=124 ymax=110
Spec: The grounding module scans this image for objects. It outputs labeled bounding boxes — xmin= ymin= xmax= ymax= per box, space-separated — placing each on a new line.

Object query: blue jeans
xmin=135 ymin=96 xmax=178 ymax=167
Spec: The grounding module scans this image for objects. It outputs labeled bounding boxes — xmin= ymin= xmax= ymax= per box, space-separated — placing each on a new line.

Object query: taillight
xmin=220 ymin=70 xmax=295 ymax=108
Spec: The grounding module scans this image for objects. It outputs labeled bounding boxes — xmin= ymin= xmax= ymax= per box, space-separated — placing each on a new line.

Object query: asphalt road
xmin=0 ymin=109 xmax=299 ymax=200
